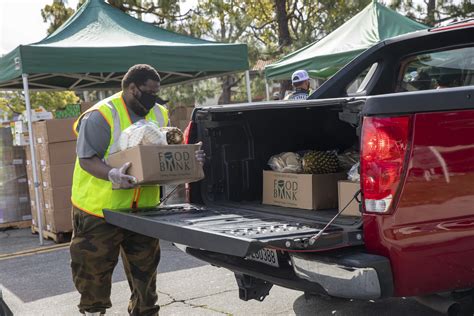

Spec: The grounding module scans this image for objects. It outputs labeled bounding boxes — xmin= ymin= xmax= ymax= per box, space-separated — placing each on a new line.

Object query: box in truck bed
xmin=262 ymin=171 xmax=346 ymax=210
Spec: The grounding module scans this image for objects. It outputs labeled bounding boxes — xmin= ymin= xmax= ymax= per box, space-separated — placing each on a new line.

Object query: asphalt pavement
xmin=0 ymin=228 xmax=442 ymax=315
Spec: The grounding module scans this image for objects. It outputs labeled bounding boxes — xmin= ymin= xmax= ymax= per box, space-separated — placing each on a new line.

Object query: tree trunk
xmin=274 ymin=0 xmax=293 ymax=98
xmin=275 ymin=0 xmax=292 ymax=49
xmin=279 ymin=80 xmax=292 ymax=100
xmin=425 ymin=0 xmax=436 ymax=26
xmin=218 ymin=75 xmax=233 ymax=105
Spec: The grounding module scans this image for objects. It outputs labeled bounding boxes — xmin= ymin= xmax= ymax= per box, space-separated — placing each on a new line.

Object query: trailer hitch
xmin=235 ymin=273 xmax=273 ymax=302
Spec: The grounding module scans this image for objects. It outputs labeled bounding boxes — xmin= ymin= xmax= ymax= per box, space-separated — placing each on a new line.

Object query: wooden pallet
xmin=31 ymin=225 xmax=72 ymax=244
xmin=0 ymin=220 xmax=32 ymax=230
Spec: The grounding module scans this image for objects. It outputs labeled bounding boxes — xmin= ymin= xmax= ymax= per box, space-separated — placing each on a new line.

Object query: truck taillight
xmin=361 ymin=116 xmax=412 ymax=213
xmin=183 ymin=121 xmax=193 ymax=144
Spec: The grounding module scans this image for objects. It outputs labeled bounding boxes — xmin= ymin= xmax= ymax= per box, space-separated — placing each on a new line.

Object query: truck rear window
xmin=397 ymin=46 xmax=474 ymax=92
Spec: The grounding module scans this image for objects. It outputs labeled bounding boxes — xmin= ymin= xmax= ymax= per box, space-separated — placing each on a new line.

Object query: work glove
xmin=195 ymin=150 xmax=206 ymax=165
xmin=108 ymin=162 xmax=137 ymax=189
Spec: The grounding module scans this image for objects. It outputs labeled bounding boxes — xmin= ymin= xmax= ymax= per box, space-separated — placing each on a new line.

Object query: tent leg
xmin=99 ymin=91 xmax=105 ymax=100
xmin=245 ymin=71 xmax=252 ymax=103
xmin=83 ymin=91 xmax=90 ymax=102
xmin=22 ymin=74 xmax=44 ymax=246
xmin=265 ymin=79 xmax=270 ymax=101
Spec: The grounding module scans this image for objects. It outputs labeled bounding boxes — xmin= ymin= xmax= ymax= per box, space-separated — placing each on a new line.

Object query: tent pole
xmin=22 ymin=74 xmax=44 ymax=246
xmin=245 ymin=71 xmax=252 ymax=103
xmin=265 ymin=79 xmax=270 ymax=101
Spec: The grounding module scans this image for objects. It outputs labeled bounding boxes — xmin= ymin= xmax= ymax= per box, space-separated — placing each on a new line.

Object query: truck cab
xmin=104 ymin=21 xmax=474 ymax=315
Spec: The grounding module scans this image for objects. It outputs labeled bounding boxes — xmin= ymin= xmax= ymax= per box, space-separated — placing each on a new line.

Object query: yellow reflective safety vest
xmin=71 ymin=92 xmax=169 ymax=217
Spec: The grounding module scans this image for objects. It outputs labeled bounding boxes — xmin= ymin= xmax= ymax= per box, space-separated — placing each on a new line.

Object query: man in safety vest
xmin=70 ymin=64 xmax=205 ymax=316
xmin=284 ymin=69 xmax=313 ymax=100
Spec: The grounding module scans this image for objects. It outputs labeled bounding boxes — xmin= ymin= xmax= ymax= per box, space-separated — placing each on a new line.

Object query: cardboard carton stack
xmin=170 ymin=106 xmax=194 ymax=132
xmin=0 ymin=126 xmax=31 ymax=224
xmin=25 ymin=147 xmax=46 ymax=229
xmin=12 ymin=120 xmax=29 ymax=146
xmin=31 ymin=118 xmax=77 ymax=233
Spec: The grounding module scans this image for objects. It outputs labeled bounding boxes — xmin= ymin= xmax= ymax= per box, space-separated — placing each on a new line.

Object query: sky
xmin=0 ymin=0 xmax=79 ymax=55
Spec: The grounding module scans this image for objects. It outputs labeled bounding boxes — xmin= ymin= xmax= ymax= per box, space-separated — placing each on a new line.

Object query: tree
xmin=39 ymin=0 xmax=474 ymax=105
xmin=41 ymin=0 xmax=75 ymax=35
xmin=388 ymin=0 xmax=474 ymax=26
xmin=0 ymin=91 xmax=79 ymax=119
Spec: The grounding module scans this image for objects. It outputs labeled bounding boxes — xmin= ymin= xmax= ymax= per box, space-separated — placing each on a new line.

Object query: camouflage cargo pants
xmin=70 ymin=207 xmax=161 ymax=315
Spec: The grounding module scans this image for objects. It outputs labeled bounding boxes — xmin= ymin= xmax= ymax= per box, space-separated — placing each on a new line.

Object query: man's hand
xmin=108 ymin=162 xmax=137 ymax=189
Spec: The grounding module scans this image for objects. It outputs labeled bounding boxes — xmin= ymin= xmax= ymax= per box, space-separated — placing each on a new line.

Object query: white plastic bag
xmin=347 ymin=162 xmax=360 ymax=182
xmin=268 ymin=152 xmax=303 ymax=173
xmin=119 ymin=120 xmax=167 ymax=151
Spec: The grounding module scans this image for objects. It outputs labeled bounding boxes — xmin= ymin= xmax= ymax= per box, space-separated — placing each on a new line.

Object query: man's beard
xmin=128 ymin=99 xmax=149 ymax=117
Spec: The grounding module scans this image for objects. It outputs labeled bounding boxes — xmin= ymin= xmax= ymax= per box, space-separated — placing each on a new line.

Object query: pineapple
xmin=302 ymin=151 xmax=340 ymax=174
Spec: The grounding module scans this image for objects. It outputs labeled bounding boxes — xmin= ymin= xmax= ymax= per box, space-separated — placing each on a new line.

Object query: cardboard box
xmin=29 ymin=185 xmax=46 ymax=228
xmin=0 ymin=195 xmax=30 ymax=223
xmin=80 ymin=102 xmax=94 ymax=114
xmin=338 ymin=180 xmax=361 ymax=217
xmin=38 ymin=141 xmax=77 ymax=166
xmin=45 ymin=207 xmax=72 ymax=233
xmin=41 ymin=163 xmax=75 ymax=189
xmin=262 ymin=171 xmax=346 ymax=210
xmin=14 ymin=133 xmax=29 ymax=146
xmin=33 ymin=118 xmax=76 ymax=144
xmin=43 ymin=186 xmax=72 ymax=211
xmin=171 ymin=106 xmax=194 ymax=121
xmin=26 ymin=165 xmax=43 ymax=185
xmin=13 ymin=121 xmax=28 ymax=134
xmin=107 ymin=144 xmax=204 ymax=185
xmin=22 ymin=107 xmax=53 ymax=122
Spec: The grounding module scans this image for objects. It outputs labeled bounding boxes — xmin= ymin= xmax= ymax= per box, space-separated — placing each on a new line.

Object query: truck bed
xmin=104 ymin=204 xmax=363 ymax=257
xmin=210 ymin=201 xmax=361 ymax=227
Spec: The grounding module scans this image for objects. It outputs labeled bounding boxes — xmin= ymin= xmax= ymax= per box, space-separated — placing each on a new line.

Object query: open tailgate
xmin=104 ymin=204 xmax=363 ymax=257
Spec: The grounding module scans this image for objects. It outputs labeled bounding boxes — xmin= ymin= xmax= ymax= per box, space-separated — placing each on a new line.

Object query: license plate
xmin=246 ymin=248 xmax=279 ymax=267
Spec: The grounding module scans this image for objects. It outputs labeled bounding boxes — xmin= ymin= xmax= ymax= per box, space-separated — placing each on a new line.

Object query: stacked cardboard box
xmin=0 ymin=126 xmax=31 ymax=224
xmin=25 ymin=147 xmax=46 ymax=228
xmin=170 ymin=106 xmax=194 ymax=132
xmin=31 ymin=118 xmax=77 ymax=233
xmin=80 ymin=102 xmax=94 ymax=114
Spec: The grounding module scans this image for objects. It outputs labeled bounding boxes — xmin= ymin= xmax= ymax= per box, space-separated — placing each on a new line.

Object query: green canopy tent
xmin=265 ymin=1 xmax=427 ymax=81
xmin=0 ymin=0 xmax=248 ymax=90
xmin=0 ymin=0 xmax=248 ymax=245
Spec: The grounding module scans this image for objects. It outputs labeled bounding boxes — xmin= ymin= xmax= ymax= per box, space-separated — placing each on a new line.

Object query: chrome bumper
xmin=289 ymin=253 xmax=382 ymax=300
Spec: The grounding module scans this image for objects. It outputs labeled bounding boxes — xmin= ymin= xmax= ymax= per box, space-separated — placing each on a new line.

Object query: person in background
xmin=70 ymin=64 xmax=205 ymax=316
xmin=284 ymin=69 xmax=313 ymax=100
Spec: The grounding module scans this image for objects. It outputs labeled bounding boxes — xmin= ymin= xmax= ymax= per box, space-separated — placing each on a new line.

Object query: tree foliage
xmin=37 ymin=0 xmax=474 ymax=105
xmin=0 ymin=91 xmax=79 ymax=119
xmin=41 ymin=0 xmax=75 ymax=35
xmin=388 ymin=0 xmax=474 ymax=26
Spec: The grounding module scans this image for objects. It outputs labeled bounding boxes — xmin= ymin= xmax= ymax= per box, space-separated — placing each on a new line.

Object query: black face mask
xmin=135 ymin=86 xmax=158 ymax=111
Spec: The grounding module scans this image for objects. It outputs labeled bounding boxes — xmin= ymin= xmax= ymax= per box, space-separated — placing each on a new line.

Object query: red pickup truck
xmin=105 ymin=21 xmax=474 ymax=315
